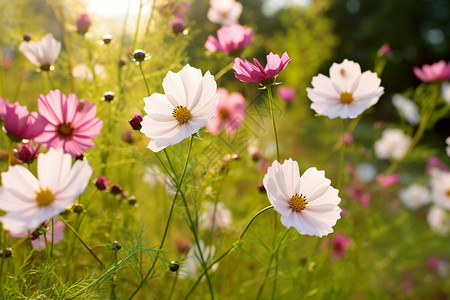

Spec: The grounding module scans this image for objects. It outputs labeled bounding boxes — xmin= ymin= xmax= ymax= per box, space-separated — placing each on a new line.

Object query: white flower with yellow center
xmin=374 ymin=128 xmax=411 ymax=160
xmin=307 ymin=59 xmax=384 ymax=119
xmin=263 ymin=158 xmax=342 ymax=237
xmin=207 ymin=0 xmax=242 ymax=26
xmin=140 ymin=64 xmax=219 ymax=152
xmin=19 ymin=33 xmax=61 ymax=71
xmin=0 ymin=148 xmax=92 ymax=234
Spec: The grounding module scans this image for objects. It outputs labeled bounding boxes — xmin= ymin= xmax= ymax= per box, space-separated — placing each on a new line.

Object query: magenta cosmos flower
xmin=233 ymin=52 xmax=291 ymax=84
xmin=413 ymin=60 xmax=450 ymax=82
xmin=4 ymin=102 xmax=47 ymax=141
xmin=205 ymin=25 xmax=252 ymax=54
xmin=35 ymin=90 xmax=103 ymax=156
xmin=206 ymin=88 xmax=246 ymax=135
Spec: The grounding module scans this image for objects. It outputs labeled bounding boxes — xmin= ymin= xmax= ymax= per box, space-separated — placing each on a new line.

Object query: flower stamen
xmin=57 ymin=122 xmax=74 ymax=137
xmin=34 ymin=188 xmax=55 ymax=206
xmin=289 ymin=193 xmax=307 ymax=212
xmin=340 ymin=91 xmax=354 ymax=104
xmin=173 ymin=105 xmax=191 ymax=124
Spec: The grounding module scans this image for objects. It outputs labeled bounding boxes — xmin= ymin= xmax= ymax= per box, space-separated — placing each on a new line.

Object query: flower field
xmin=0 ymin=0 xmax=449 ymax=299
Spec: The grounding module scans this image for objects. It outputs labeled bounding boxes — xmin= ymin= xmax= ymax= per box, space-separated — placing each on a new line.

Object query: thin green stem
xmin=168 ymin=271 xmax=179 ymax=300
xmin=214 ymin=60 xmax=234 ymax=81
xmin=139 ymin=62 xmax=150 ymax=96
xmin=59 ymin=216 xmax=104 ymax=267
xmin=50 ymin=218 xmax=54 ymax=258
xmin=132 ymin=0 xmax=143 ymax=50
xmin=337 ymin=119 xmax=346 ymax=191
xmin=0 ymin=226 xmax=6 ymax=285
xmin=184 ymin=205 xmax=274 ymax=299
xmin=128 ymin=137 xmax=194 ymax=300
xmin=266 ymin=85 xmax=280 ymax=161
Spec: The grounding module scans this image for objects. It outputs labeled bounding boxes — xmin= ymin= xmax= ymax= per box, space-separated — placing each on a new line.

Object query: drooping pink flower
xmin=206 ymin=88 xmax=246 ymax=135
xmin=332 ymin=233 xmax=351 ymax=260
xmin=4 ymin=102 xmax=47 ymax=141
xmin=233 ymin=52 xmax=291 ymax=84
xmin=76 ymin=13 xmax=91 ymax=35
xmin=205 ymin=25 xmax=252 ymax=54
xmin=278 ymin=86 xmax=295 ymax=103
xmin=14 ymin=142 xmax=40 ymax=164
xmin=35 ymin=90 xmax=103 ymax=157
xmin=426 ymin=155 xmax=449 ymax=175
xmin=376 ymin=173 xmax=399 ymax=187
xmin=413 ymin=60 xmax=450 ymax=82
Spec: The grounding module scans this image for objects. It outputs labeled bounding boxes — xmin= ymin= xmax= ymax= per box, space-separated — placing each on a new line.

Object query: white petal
xmin=299 ymin=167 xmax=331 ymax=200
xmin=0 ymin=165 xmax=39 ymax=203
xmin=54 ymin=159 xmax=92 ymax=204
xmin=38 ymin=148 xmax=72 ymax=191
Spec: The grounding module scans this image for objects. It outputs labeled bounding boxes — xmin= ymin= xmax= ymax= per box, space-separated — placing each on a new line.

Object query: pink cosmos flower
xmin=376 ymin=173 xmax=399 ymax=187
xmin=4 ymin=102 xmax=47 ymax=141
xmin=14 ymin=142 xmax=40 ymax=164
xmin=413 ymin=60 xmax=450 ymax=82
xmin=10 ymin=218 xmax=65 ymax=251
xmin=233 ymin=52 xmax=291 ymax=84
xmin=426 ymin=155 xmax=449 ymax=175
xmin=278 ymin=86 xmax=296 ymax=103
xmin=0 ymin=96 xmax=8 ymax=121
xmin=205 ymin=25 xmax=252 ymax=54
xmin=206 ymin=88 xmax=246 ymax=135
xmin=377 ymin=43 xmax=392 ymax=57
xmin=332 ymin=233 xmax=351 ymax=261
xmin=35 ymin=90 xmax=103 ymax=157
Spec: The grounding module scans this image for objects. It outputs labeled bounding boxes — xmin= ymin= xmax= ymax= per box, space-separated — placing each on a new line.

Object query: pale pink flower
xmin=233 ymin=52 xmax=291 ymax=84
xmin=19 ymin=33 xmax=61 ymax=71
xmin=207 ymin=0 xmax=242 ymax=26
xmin=31 ymin=218 xmax=65 ymax=250
xmin=205 ymin=25 xmax=252 ymax=54
xmin=278 ymin=86 xmax=296 ymax=103
xmin=206 ymin=88 xmax=246 ymax=135
xmin=0 ymin=96 xmax=8 ymax=121
xmin=426 ymin=155 xmax=449 ymax=175
xmin=4 ymin=102 xmax=47 ymax=141
xmin=376 ymin=173 xmax=399 ymax=187
xmin=332 ymin=233 xmax=351 ymax=260
xmin=35 ymin=90 xmax=103 ymax=156
xmin=413 ymin=60 xmax=450 ymax=83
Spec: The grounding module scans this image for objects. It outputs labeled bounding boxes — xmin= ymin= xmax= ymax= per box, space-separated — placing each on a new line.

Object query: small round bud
xmin=112 ymin=241 xmax=122 ymax=251
xmin=252 ymin=152 xmax=262 ymax=162
xmin=129 ymin=114 xmax=143 ymax=131
xmin=231 ymin=153 xmax=240 ymax=160
xmin=171 ymin=16 xmax=186 ymax=35
xmin=111 ymin=184 xmax=123 ymax=195
xmin=257 ymin=182 xmax=266 ymax=193
xmin=103 ymin=34 xmax=112 ymax=44
xmin=103 ymin=91 xmax=115 ymax=102
xmin=76 ymin=13 xmax=91 ymax=35
xmin=95 ymin=176 xmax=110 ymax=190
xmin=73 ymin=203 xmax=84 ymax=214
xmin=0 ymin=247 xmax=13 ymax=258
xmin=128 ymin=196 xmax=137 ymax=205
xmin=75 ymin=154 xmax=84 ymax=161
xmin=169 ymin=261 xmax=179 ymax=272
xmin=132 ymin=49 xmax=147 ymax=62
xmin=23 ymin=33 xmax=32 ymax=42
xmin=119 ymin=59 xmax=127 ymax=67
xmin=121 ymin=190 xmax=129 ymax=198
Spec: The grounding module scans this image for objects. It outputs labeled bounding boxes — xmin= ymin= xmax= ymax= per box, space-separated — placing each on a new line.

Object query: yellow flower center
xmin=58 ymin=122 xmax=74 ymax=137
xmin=34 ymin=188 xmax=55 ymax=206
xmin=340 ymin=91 xmax=354 ymax=104
xmin=220 ymin=11 xmax=228 ymax=18
xmin=289 ymin=193 xmax=307 ymax=212
xmin=446 ymin=189 xmax=450 ymax=197
xmin=173 ymin=105 xmax=191 ymax=124
xmin=218 ymin=108 xmax=230 ymax=119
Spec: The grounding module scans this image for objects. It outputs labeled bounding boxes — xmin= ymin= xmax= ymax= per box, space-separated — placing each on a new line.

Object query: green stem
xmin=59 ymin=216 xmax=104 ymax=267
xmin=50 ymin=218 xmax=54 ymax=258
xmin=168 ymin=270 xmax=179 ymax=300
xmin=266 ymin=85 xmax=280 ymax=161
xmin=337 ymin=119 xmax=346 ymax=191
xmin=184 ymin=205 xmax=274 ymax=299
xmin=214 ymin=60 xmax=234 ymax=81
xmin=139 ymin=62 xmax=150 ymax=96
xmin=0 ymin=226 xmax=6 ymax=285
xmin=132 ymin=0 xmax=143 ymax=51
xmin=128 ymin=137 xmax=194 ymax=300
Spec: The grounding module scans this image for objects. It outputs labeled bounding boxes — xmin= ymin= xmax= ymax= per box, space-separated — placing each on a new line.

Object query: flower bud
xmin=0 ymin=247 xmax=12 ymax=258
xmin=171 ymin=16 xmax=186 ymax=35
xmin=95 ymin=176 xmax=110 ymax=190
xmin=169 ymin=261 xmax=179 ymax=272
xmin=14 ymin=142 xmax=40 ymax=164
xmin=257 ymin=182 xmax=266 ymax=193
xmin=103 ymin=34 xmax=112 ymax=45
xmin=23 ymin=33 xmax=32 ymax=42
xmin=111 ymin=184 xmax=122 ymax=195
xmin=73 ymin=203 xmax=84 ymax=214
xmin=76 ymin=13 xmax=91 ymax=35
xmin=132 ymin=49 xmax=147 ymax=62
xmin=129 ymin=114 xmax=143 ymax=131
xmin=377 ymin=43 xmax=392 ymax=57
xmin=103 ymin=91 xmax=115 ymax=102
xmin=128 ymin=195 xmax=137 ymax=205
xmin=112 ymin=241 xmax=122 ymax=251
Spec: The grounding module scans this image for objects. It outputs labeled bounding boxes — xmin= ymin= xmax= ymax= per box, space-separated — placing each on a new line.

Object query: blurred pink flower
xmin=4 ymin=102 xmax=47 ymax=141
xmin=278 ymin=86 xmax=296 ymax=103
xmin=377 ymin=43 xmax=392 ymax=57
xmin=32 ymin=218 xmax=65 ymax=250
xmin=76 ymin=13 xmax=91 ymax=35
xmin=206 ymin=88 xmax=246 ymax=135
xmin=426 ymin=155 xmax=449 ymax=175
xmin=233 ymin=52 xmax=291 ymax=84
xmin=205 ymin=25 xmax=252 ymax=54
xmin=0 ymin=96 xmax=8 ymax=121
xmin=376 ymin=173 xmax=399 ymax=187
xmin=332 ymin=233 xmax=351 ymax=260
xmin=343 ymin=132 xmax=353 ymax=146
xmin=14 ymin=142 xmax=40 ymax=164
xmin=35 ymin=90 xmax=103 ymax=157
xmin=413 ymin=60 xmax=450 ymax=82
xmin=345 ymin=184 xmax=370 ymax=207
xmin=171 ymin=15 xmax=186 ymax=34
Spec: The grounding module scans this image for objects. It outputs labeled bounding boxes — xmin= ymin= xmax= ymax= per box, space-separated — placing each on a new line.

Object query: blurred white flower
xmin=441 ymin=81 xmax=450 ymax=104
xmin=307 ymin=59 xmax=384 ymax=119
xmin=180 ymin=240 xmax=217 ymax=279
xmin=140 ymin=64 xmax=219 ymax=152
xmin=399 ymin=183 xmax=431 ymax=209
xmin=263 ymin=158 xmax=341 ymax=237
xmin=19 ymin=33 xmax=61 ymax=71
xmin=446 ymin=137 xmax=450 ymax=157
xmin=199 ymin=202 xmax=232 ymax=230
xmin=374 ymin=128 xmax=411 ymax=160
xmin=207 ymin=0 xmax=242 ymax=26
xmin=355 ymin=163 xmax=377 ymax=183
xmin=143 ymin=166 xmax=175 ymax=195
xmin=392 ymin=94 xmax=420 ymax=125
xmin=427 ymin=205 xmax=449 ymax=235
xmin=0 ymin=148 xmax=92 ymax=234
xmin=72 ymin=63 xmax=106 ymax=81
xmin=431 ymin=170 xmax=450 ymax=210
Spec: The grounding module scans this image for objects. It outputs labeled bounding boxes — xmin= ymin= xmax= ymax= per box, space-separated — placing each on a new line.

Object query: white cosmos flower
xmin=446 ymin=137 xmax=450 ymax=157
xmin=307 ymin=59 xmax=384 ymax=119
xmin=431 ymin=170 xmax=450 ymax=210
xmin=399 ymin=183 xmax=431 ymax=209
xmin=355 ymin=163 xmax=377 ymax=183
xmin=199 ymin=202 xmax=232 ymax=230
xmin=19 ymin=33 xmax=61 ymax=71
xmin=374 ymin=128 xmax=411 ymax=160
xmin=180 ymin=240 xmax=217 ymax=279
xmin=392 ymin=94 xmax=420 ymax=125
xmin=0 ymin=148 xmax=92 ymax=234
xmin=140 ymin=64 xmax=219 ymax=152
xmin=263 ymin=158 xmax=342 ymax=237
xmin=427 ymin=205 xmax=449 ymax=235
xmin=207 ymin=0 xmax=242 ymax=26
xmin=441 ymin=81 xmax=450 ymax=104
